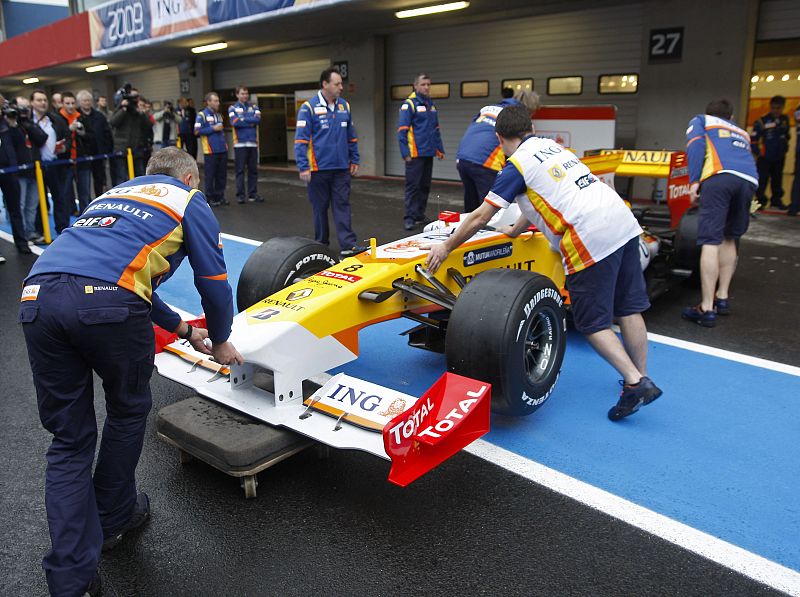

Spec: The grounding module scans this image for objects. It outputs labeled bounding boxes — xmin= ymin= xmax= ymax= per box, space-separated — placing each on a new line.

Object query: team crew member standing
xmin=790 ymin=101 xmax=800 ymax=217
xmin=425 ymin=106 xmax=662 ymax=421
xmin=456 ymin=89 xmax=539 ymax=212
xmin=228 ymin=86 xmax=263 ymax=203
xmin=751 ymin=95 xmax=790 ymax=209
xmin=682 ymin=99 xmax=758 ymax=327
xmin=194 ymin=92 xmax=228 ymax=206
xmin=397 ymin=73 xmax=445 ymax=230
xmin=19 ymin=147 xmax=243 ymax=597
xmin=295 ymin=67 xmax=364 ymax=256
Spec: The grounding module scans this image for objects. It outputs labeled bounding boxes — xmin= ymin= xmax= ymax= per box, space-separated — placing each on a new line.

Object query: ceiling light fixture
xmin=750 ymin=75 xmax=759 ymax=83
xmin=191 ymin=42 xmax=228 ymax=54
xmin=781 ymin=74 xmax=790 ymax=81
xmin=766 ymin=74 xmax=774 ymax=82
xmin=22 ymin=77 xmax=40 ymax=84
xmin=85 ymin=64 xmax=109 ymax=73
xmin=395 ymin=1 xmax=470 ymax=19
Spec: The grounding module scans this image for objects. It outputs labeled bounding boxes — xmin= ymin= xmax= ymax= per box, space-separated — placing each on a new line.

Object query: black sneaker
xmin=713 ymin=297 xmax=730 ymax=315
xmin=608 ymin=377 xmax=662 ymax=421
xmin=681 ymin=305 xmax=717 ymax=327
xmin=404 ymin=222 xmax=415 ymax=231
xmin=103 ymin=492 xmax=150 ymax=552
xmin=340 ymin=245 xmax=368 ymax=257
xmin=236 ymin=197 xmax=246 ymax=204
xmin=83 ymin=570 xmax=102 ymax=596
xmin=248 ymin=195 xmax=265 ymax=203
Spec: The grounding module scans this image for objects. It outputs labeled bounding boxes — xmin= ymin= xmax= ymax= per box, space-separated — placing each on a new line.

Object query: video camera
xmin=115 ymin=82 xmax=139 ymax=111
xmin=1 ymin=100 xmax=30 ymax=121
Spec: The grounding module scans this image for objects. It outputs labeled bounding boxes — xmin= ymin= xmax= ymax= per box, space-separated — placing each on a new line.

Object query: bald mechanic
xmin=425 ymin=105 xmax=662 ymax=421
xmin=19 ymin=147 xmax=243 ymax=597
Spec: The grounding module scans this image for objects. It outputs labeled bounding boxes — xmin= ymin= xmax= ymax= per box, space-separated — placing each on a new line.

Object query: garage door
xmin=384 ymin=3 xmax=644 ymax=180
xmin=213 ymin=48 xmax=330 ymax=89
xmin=758 ymin=0 xmax=800 ymax=41
xmin=116 ymin=66 xmax=180 ymax=105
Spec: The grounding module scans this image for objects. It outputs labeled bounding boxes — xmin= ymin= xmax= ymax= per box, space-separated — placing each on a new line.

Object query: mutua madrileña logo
xmin=463 ymin=242 xmax=513 ymax=267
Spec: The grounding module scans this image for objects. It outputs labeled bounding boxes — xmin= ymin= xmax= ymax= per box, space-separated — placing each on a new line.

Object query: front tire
xmin=445 ymin=269 xmax=567 ymax=417
xmin=236 ymin=237 xmax=339 ymax=312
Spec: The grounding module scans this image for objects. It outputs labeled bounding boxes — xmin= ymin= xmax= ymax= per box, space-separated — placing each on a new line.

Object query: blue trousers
xmin=307 ymin=169 xmax=357 ymax=249
xmin=234 ymin=146 xmax=258 ymax=200
xmin=204 ymin=152 xmax=228 ymax=204
xmin=20 ymin=274 xmax=154 ymax=597
xmin=404 ymin=156 xmax=433 ymax=226
xmin=756 ymin=157 xmax=785 ymax=207
xmin=789 ymin=153 xmax=799 ymax=215
xmin=62 ymin=164 xmax=93 ymax=214
xmin=457 ymin=159 xmax=498 ymax=213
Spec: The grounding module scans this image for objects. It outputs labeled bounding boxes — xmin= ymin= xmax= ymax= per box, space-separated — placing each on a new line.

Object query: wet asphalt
xmin=1 ymin=168 xmax=798 ymax=596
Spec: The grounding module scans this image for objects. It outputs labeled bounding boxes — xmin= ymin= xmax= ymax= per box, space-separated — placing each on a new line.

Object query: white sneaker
xmin=0 ymin=254 xmax=6 ymax=264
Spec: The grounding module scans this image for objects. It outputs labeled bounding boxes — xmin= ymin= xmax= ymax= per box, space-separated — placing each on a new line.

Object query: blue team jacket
xmin=456 ymin=97 xmax=519 ymax=171
xmin=751 ymin=113 xmax=791 ymax=162
xmin=294 ymin=91 xmax=359 ymax=172
xmin=397 ymin=92 xmax=444 ymax=159
xmin=27 ymin=175 xmax=234 ymax=342
xmin=194 ymin=107 xmax=228 ymax=155
xmin=686 ymin=114 xmax=758 ymax=186
xmin=228 ymin=101 xmax=261 ymax=146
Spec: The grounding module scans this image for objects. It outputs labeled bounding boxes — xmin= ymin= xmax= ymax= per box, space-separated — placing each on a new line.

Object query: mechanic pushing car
xmin=18 ymin=147 xmax=243 ymax=597
xmin=425 ymin=105 xmax=662 ymax=421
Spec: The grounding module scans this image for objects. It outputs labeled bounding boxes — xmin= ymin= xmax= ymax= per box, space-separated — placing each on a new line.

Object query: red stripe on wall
xmin=0 ymin=12 xmax=91 ymax=78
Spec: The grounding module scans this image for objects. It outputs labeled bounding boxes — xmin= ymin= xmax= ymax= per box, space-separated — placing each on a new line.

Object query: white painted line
xmin=0 ymin=231 xmax=45 ymax=255
xmin=465 ymin=440 xmax=800 ymax=596
xmin=221 ymin=233 xmax=262 ymax=247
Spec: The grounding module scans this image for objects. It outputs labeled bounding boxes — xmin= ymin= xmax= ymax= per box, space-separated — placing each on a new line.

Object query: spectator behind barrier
xmin=0 ymin=91 xmax=33 ymax=255
xmin=59 ymin=91 xmax=95 ymax=213
xmin=153 ymin=100 xmax=181 ymax=150
xmin=110 ymin=87 xmax=150 ymax=184
xmin=78 ymin=89 xmax=113 ymax=197
xmin=30 ymin=89 xmax=72 ymax=234
xmin=8 ymin=95 xmax=48 ymax=243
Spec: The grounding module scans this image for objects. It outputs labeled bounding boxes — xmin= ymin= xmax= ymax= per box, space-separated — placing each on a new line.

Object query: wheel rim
xmin=522 ymin=306 xmax=559 ymax=385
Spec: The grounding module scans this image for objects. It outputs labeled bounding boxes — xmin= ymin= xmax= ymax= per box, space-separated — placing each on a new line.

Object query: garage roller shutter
xmin=116 ymin=66 xmax=180 ymax=105
xmin=758 ymin=0 xmax=800 ymax=41
xmin=384 ymin=4 xmax=643 ymax=180
xmin=213 ymin=54 xmax=330 ymax=89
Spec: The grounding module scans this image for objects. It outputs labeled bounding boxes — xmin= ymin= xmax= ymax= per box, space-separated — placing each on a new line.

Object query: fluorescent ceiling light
xmin=396 ymin=1 xmax=469 ymax=19
xmin=191 ymin=42 xmax=228 ymax=54
xmin=22 ymin=77 xmax=40 ymax=84
xmin=86 ymin=64 xmax=109 ymax=73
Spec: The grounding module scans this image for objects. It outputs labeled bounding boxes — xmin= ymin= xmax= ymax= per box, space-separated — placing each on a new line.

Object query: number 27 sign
xmin=649 ymin=27 xmax=684 ymax=62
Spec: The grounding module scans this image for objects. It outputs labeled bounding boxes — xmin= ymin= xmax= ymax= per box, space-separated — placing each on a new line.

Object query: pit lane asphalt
xmin=1 ymin=169 xmax=798 ymax=596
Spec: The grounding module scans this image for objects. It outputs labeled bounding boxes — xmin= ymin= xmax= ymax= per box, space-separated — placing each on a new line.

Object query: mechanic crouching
xmin=425 ymin=105 xmax=662 ymax=421
xmin=19 ymin=147 xmax=243 ymax=596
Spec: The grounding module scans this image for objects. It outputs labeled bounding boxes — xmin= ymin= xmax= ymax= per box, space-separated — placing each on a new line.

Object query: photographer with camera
xmin=30 ymin=89 xmax=71 ymax=234
xmin=153 ymin=100 xmax=182 ymax=150
xmin=110 ymin=85 xmax=150 ymax=185
xmin=0 ymin=92 xmax=33 ymax=256
xmin=59 ymin=91 xmax=95 ymax=213
xmin=78 ymin=89 xmax=113 ymax=197
xmin=7 ymin=96 xmax=48 ymax=244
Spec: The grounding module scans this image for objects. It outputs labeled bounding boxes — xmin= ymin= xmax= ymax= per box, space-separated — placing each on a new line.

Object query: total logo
xmin=315 ymin=270 xmax=362 ymax=283
xmin=73 ymin=216 xmax=118 ymax=228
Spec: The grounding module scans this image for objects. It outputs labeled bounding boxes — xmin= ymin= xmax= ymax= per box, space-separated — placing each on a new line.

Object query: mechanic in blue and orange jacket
xmin=397 ymin=73 xmax=445 ymax=230
xmin=456 ymin=88 xmax=539 ymax=212
xmin=228 ymin=86 xmax=263 ymax=203
xmin=194 ymin=92 xmax=228 ymax=206
xmin=682 ymin=98 xmax=758 ymax=328
xmin=751 ymin=95 xmax=791 ymax=209
xmin=789 ymin=102 xmax=800 ymax=217
xmin=294 ymin=67 xmax=364 ymax=256
xmin=19 ymin=147 xmax=242 ymax=597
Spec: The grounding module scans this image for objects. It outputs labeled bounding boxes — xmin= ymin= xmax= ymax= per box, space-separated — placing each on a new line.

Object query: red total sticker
xmin=315 ymin=270 xmax=362 ymax=283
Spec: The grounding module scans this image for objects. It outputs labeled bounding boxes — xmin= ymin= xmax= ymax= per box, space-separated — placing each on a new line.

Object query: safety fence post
xmin=34 ymin=161 xmax=53 ymax=244
xmin=127 ymin=148 xmax=135 ymax=179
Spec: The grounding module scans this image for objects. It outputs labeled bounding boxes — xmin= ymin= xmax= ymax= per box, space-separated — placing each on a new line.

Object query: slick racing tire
xmin=236 ymin=237 xmax=339 ymax=312
xmin=673 ymin=207 xmax=700 ymax=272
xmin=445 ymin=269 xmax=567 ymax=417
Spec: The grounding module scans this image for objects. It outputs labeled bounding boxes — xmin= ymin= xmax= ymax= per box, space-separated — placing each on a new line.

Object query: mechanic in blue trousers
xmin=228 ymin=86 xmax=263 ymax=204
xmin=788 ymin=101 xmax=800 ymax=217
xmin=194 ymin=91 xmax=229 ymax=207
xmin=751 ymin=95 xmax=790 ymax=209
xmin=295 ymin=67 xmax=365 ymax=257
xmin=425 ymin=105 xmax=662 ymax=422
xmin=682 ymin=99 xmax=758 ymax=328
xmin=397 ymin=73 xmax=445 ymax=230
xmin=19 ymin=147 xmax=244 ymax=597
xmin=455 ymin=87 xmax=539 ymax=213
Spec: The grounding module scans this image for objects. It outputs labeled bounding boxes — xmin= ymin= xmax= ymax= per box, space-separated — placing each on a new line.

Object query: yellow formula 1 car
xmin=155 ymin=150 xmax=695 ymax=485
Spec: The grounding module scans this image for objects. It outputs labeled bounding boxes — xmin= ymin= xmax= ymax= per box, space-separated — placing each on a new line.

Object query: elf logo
xmin=73 ymin=216 xmax=119 ymax=228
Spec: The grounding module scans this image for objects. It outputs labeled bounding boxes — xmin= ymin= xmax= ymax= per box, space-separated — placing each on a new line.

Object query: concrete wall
xmin=634 ymin=0 xmax=759 ymax=150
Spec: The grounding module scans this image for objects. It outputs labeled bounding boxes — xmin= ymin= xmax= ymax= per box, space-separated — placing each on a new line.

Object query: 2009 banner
xmin=89 ymin=0 xmax=313 ymax=54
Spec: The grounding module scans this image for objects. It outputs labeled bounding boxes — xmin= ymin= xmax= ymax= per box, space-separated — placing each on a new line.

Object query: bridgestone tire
xmin=446 ymin=269 xmax=567 ymax=417
xmin=673 ymin=207 xmax=700 ymax=272
xmin=236 ymin=237 xmax=339 ymax=312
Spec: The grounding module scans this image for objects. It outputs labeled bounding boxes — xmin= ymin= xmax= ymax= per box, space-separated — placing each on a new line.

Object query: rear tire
xmin=236 ymin=237 xmax=339 ymax=312
xmin=446 ymin=269 xmax=567 ymax=417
